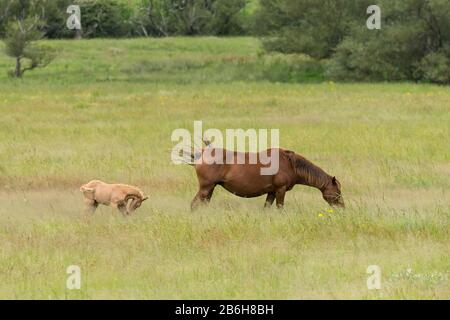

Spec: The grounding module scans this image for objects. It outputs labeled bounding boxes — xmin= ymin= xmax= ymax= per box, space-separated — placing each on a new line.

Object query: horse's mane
xmin=284 ymin=150 xmax=330 ymax=189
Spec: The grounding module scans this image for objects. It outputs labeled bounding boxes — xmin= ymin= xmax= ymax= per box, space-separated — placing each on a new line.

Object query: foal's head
xmin=125 ymin=194 xmax=149 ymax=213
xmin=322 ymin=176 xmax=345 ymax=208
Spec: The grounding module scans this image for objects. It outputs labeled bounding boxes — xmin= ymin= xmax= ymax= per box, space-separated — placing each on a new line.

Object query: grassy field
xmin=0 ymin=37 xmax=449 ymax=299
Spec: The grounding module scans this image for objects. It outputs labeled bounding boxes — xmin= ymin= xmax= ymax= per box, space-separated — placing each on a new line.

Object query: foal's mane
xmin=284 ymin=150 xmax=331 ymax=189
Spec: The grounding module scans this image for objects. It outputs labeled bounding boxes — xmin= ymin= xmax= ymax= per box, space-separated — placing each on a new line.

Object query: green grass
xmin=0 ymin=37 xmax=449 ymax=299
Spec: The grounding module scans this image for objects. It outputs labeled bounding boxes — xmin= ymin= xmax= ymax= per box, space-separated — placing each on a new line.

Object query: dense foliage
xmin=253 ymin=0 xmax=372 ymax=59
xmin=0 ymin=0 xmax=250 ymax=38
xmin=255 ymin=0 xmax=450 ymax=83
xmin=1 ymin=0 xmax=449 ymax=83
xmin=328 ymin=0 xmax=450 ymax=83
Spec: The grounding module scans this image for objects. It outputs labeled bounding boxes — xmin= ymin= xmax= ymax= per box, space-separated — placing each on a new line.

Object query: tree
xmin=0 ymin=0 xmax=12 ymax=21
xmin=3 ymin=18 xmax=56 ymax=78
xmin=72 ymin=0 xmax=133 ymax=38
xmin=253 ymin=0 xmax=371 ymax=59
xmin=328 ymin=0 xmax=450 ymax=83
xmin=205 ymin=0 xmax=247 ymax=35
xmin=133 ymin=0 xmax=248 ymax=37
xmin=0 ymin=0 xmax=13 ymax=35
xmin=255 ymin=0 xmax=450 ymax=83
xmin=132 ymin=0 xmax=173 ymax=37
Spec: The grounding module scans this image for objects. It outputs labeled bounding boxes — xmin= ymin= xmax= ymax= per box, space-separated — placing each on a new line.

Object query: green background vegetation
xmin=1 ymin=0 xmax=450 ymax=82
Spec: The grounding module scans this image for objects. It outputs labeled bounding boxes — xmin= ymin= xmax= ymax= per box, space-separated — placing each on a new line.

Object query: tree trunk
xmin=15 ymin=57 xmax=22 ymax=78
xmin=75 ymin=28 xmax=82 ymax=40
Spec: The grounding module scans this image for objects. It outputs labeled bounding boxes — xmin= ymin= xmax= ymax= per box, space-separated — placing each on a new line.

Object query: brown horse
xmin=188 ymin=147 xmax=344 ymax=210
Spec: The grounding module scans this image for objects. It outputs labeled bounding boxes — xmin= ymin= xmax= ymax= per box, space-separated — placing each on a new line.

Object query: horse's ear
xmin=332 ymin=176 xmax=337 ymax=184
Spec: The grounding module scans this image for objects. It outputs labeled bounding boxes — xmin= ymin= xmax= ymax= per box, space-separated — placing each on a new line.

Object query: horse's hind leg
xmin=275 ymin=187 xmax=286 ymax=209
xmin=191 ymin=184 xmax=216 ymax=210
xmin=264 ymin=192 xmax=275 ymax=208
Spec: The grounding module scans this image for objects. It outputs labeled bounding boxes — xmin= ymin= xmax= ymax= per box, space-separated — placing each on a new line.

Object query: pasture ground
xmin=0 ymin=37 xmax=448 ymax=299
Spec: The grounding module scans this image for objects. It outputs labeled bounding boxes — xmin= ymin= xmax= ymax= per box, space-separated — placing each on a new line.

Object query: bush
xmin=0 ymin=0 xmax=11 ymax=36
xmin=1 ymin=0 xmax=251 ymax=38
xmin=204 ymin=0 xmax=247 ymax=35
xmin=132 ymin=0 xmax=250 ymax=37
xmin=419 ymin=49 xmax=450 ymax=84
xmin=256 ymin=0 xmax=450 ymax=83
xmin=327 ymin=23 xmax=427 ymax=82
xmin=327 ymin=0 xmax=450 ymax=83
xmin=1 ymin=0 xmax=134 ymax=39
xmin=75 ymin=0 xmax=133 ymax=38
xmin=254 ymin=0 xmax=372 ymax=59
xmin=43 ymin=0 xmax=73 ymax=39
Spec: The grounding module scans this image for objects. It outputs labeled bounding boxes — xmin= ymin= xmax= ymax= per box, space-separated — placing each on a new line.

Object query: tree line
xmin=0 ymin=0 xmax=252 ymax=38
xmin=1 ymin=0 xmax=449 ymax=83
xmin=255 ymin=0 xmax=450 ymax=84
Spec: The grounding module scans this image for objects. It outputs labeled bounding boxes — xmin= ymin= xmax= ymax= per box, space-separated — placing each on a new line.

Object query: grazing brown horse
xmin=188 ymin=147 xmax=344 ymax=210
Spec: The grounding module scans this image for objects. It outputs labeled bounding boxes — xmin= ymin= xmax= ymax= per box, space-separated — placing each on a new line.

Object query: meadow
xmin=0 ymin=37 xmax=448 ymax=299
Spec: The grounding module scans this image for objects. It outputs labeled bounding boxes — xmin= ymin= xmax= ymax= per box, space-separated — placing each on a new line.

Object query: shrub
xmin=253 ymin=0 xmax=372 ymax=59
xmin=419 ymin=49 xmax=450 ymax=84
xmin=43 ymin=0 xmax=74 ymax=39
xmin=204 ymin=0 xmax=247 ymax=35
xmin=1 ymin=0 xmax=133 ymax=39
xmin=74 ymin=0 xmax=133 ymax=38
xmin=327 ymin=0 xmax=450 ymax=83
xmin=327 ymin=23 xmax=427 ymax=82
xmin=132 ymin=0 xmax=250 ymax=37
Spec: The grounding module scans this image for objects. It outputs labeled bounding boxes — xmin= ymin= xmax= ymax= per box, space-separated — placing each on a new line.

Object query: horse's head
xmin=322 ymin=176 xmax=345 ymax=208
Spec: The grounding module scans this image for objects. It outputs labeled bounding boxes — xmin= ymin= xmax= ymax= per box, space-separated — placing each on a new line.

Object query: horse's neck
xmin=295 ymin=161 xmax=329 ymax=191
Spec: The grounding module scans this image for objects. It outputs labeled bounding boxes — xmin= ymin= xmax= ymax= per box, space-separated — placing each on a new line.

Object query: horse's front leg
xmin=191 ymin=184 xmax=216 ymax=211
xmin=264 ymin=192 xmax=275 ymax=208
xmin=275 ymin=187 xmax=286 ymax=209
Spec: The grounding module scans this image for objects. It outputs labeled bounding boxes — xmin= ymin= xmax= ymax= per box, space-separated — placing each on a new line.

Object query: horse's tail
xmin=177 ymin=149 xmax=202 ymax=166
xmin=177 ymin=138 xmax=210 ymax=166
xmin=203 ymin=138 xmax=212 ymax=147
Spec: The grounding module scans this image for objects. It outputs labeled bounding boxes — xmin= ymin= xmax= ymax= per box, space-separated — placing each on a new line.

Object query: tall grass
xmin=0 ymin=37 xmax=448 ymax=299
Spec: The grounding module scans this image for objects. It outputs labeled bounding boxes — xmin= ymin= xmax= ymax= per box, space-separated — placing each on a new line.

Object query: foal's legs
xmin=191 ymin=184 xmax=216 ymax=210
xmin=275 ymin=187 xmax=286 ymax=209
xmin=83 ymin=198 xmax=98 ymax=215
xmin=116 ymin=201 xmax=129 ymax=216
xmin=264 ymin=192 xmax=276 ymax=208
